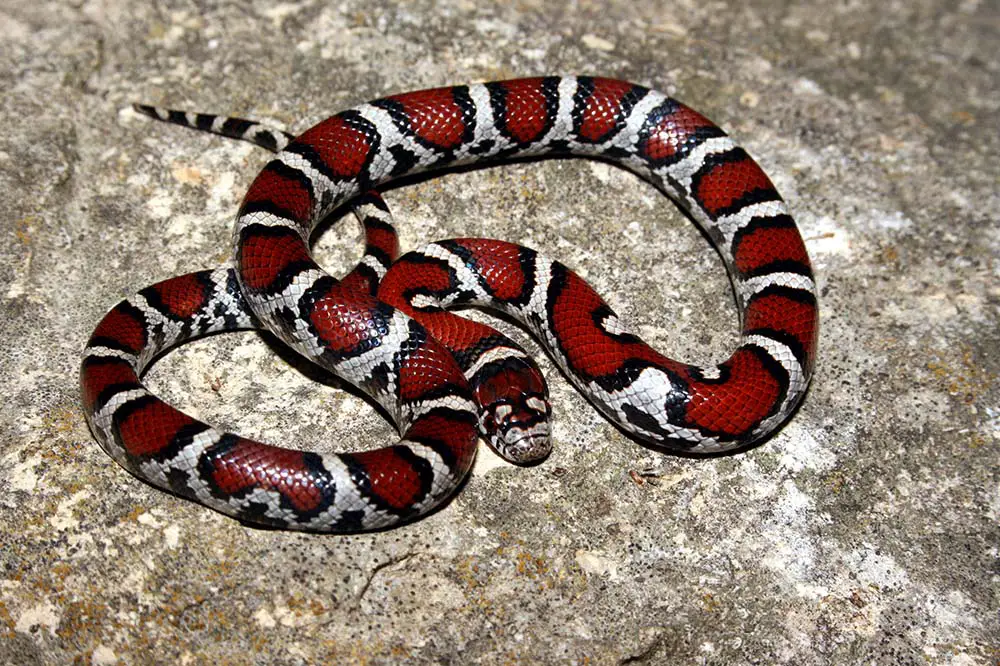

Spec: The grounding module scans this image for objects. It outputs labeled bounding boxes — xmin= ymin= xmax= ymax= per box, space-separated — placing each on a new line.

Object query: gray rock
xmin=1 ymin=1 xmax=996 ymax=664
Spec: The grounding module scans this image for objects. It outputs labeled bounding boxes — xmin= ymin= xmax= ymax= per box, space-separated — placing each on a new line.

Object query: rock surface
xmin=1 ymin=1 xmax=997 ymax=664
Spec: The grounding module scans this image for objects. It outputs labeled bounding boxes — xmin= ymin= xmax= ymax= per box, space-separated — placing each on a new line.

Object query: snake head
xmin=473 ymin=357 xmax=552 ymax=464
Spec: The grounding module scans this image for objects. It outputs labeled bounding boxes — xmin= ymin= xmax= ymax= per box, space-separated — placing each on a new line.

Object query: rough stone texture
xmin=1 ymin=0 xmax=997 ymax=663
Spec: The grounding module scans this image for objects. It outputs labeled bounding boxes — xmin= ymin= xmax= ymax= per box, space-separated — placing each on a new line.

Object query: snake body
xmin=81 ymin=77 xmax=818 ymax=531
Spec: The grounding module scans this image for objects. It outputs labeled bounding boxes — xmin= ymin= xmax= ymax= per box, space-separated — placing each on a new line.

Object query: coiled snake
xmin=81 ymin=77 xmax=818 ymax=531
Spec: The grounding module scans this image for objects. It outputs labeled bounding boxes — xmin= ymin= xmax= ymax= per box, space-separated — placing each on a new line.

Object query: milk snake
xmin=81 ymin=77 xmax=818 ymax=531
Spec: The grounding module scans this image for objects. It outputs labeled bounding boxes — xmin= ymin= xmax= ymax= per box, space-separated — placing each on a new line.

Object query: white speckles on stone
xmin=587 ymin=161 xmax=613 ymax=184
xmin=165 ymin=213 xmax=206 ymax=244
xmin=261 ymin=3 xmax=303 ymax=27
xmin=793 ymin=78 xmax=825 ymax=96
xmin=150 ymin=26 xmax=182 ymax=48
xmin=686 ymin=489 xmax=708 ymax=517
xmin=760 ymin=480 xmax=821 ymax=582
xmin=145 ymin=190 xmax=174 ymax=221
xmin=92 ymin=645 xmax=118 ymax=665
xmin=170 ymin=162 xmax=205 ymax=185
xmin=987 ymin=467 xmax=1000 ymax=523
xmin=66 ymin=532 xmax=95 ymax=558
xmin=774 ymin=427 xmax=835 ymax=473
xmin=520 ymin=47 xmax=547 ymax=61
xmin=844 ymin=542 xmax=909 ymax=591
xmin=15 ymin=600 xmax=60 ymax=636
xmin=163 ymin=523 xmax=181 ymax=549
xmin=923 ymin=647 xmax=979 ymax=666
xmin=473 ymin=18 xmax=517 ymax=39
xmin=254 ymin=607 xmax=277 ymax=628
xmin=122 ymin=168 xmax=148 ymax=193
xmin=208 ymin=170 xmax=239 ymax=209
xmin=651 ymin=20 xmax=687 ymax=37
xmin=270 ymin=598 xmax=317 ymax=628
xmin=868 ymin=209 xmax=913 ymax=232
xmin=7 ymin=452 xmax=41 ymax=492
xmin=575 ymin=550 xmax=620 ymax=579
xmin=793 ymin=582 xmax=831 ymax=601
xmin=581 ymin=34 xmax=615 ymax=51
xmin=5 ymin=233 xmax=33 ymax=299
xmin=740 ymin=90 xmax=760 ymax=108
xmin=0 ymin=13 xmax=32 ymax=40
xmin=892 ymin=389 xmax=950 ymax=430
xmin=50 ymin=490 xmax=91 ymax=531
xmin=135 ymin=510 xmax=161 ymax=527
xmin=807 ymin=215 xmax=851 ymax=257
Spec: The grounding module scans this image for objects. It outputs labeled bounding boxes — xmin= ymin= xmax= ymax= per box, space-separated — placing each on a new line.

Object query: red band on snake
xmin=82 ymin=76 xmax=818 ymax=531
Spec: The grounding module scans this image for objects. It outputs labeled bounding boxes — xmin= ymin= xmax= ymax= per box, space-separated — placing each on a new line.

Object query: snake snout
xmin=480 ymin=393 xmax=552 ymax=464
xmin=500 ymin=421 xmax=552 ymax=464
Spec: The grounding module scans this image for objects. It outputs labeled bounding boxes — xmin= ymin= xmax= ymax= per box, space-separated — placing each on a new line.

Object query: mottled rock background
xmin=1 ymin=0 xmax=997 ymax=664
